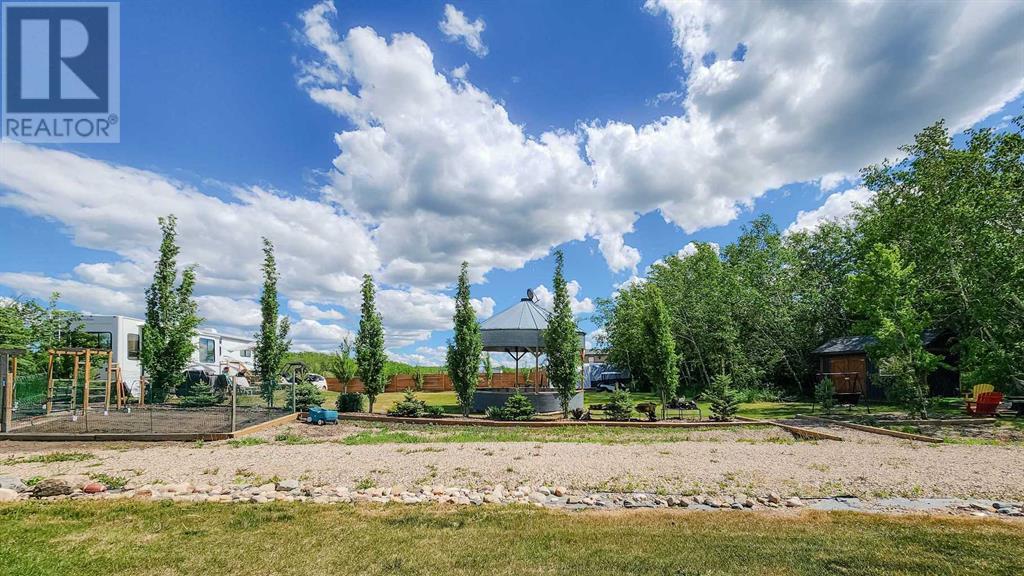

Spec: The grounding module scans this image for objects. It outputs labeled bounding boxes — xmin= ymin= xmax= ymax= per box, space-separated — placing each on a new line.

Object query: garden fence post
xmin=1 ymin=353 xmax=11 ymax=433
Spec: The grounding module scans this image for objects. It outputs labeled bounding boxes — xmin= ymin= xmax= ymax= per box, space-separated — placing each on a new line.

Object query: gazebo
xmin=473 ymin=290 xmax=585 ymax=413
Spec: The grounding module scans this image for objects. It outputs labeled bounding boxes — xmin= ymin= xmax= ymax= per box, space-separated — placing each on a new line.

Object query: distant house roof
xmin=814 ymin=330 xmax=951 ymax=355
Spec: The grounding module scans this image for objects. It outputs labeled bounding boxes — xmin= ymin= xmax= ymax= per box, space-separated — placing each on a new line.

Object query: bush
xmin=486 ymin=392 xmax=535 ymax=421
xmin=179 ymin=377 xmax=219 ymax=408
xmin=387 ymin=389 xmax=427 ymax=417
xmin=294 ymin=381 xmax=325 ymax=412
xmin=815 ymin=377 xmax=836 ymax=415
xmin=336 ymin=392 xmax=365 ymax=413
xmin=603 ymin=390 xmax=634 ymax=421
xmin=733 ymin=385 xmax=783 ymax=404
xmin=703 ymin=374 xmax=739 ymax=422
xmin=424 ymin=404 xmax=444 ymax=418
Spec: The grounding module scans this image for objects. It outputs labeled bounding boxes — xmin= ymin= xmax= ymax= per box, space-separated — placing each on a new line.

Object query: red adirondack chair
xmin=965 ymin=392 xmax=1003 ymax=416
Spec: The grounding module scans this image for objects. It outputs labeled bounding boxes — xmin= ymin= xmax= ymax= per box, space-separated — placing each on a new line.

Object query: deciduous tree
xmin=141 ymin=215 xmax=201 ymax=403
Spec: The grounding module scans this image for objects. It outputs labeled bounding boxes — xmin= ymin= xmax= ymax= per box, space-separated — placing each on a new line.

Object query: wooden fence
xmin=327 ymin=370 xmax=547 ymax=394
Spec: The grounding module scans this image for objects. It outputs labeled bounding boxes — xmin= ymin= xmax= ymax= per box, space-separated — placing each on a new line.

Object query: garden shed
xmin=813 ymin=330 xmax=960 ymax=400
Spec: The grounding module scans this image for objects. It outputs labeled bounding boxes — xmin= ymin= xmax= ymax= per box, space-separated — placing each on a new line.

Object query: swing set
xmin=44 ymin=348 xmax=133 ymax=415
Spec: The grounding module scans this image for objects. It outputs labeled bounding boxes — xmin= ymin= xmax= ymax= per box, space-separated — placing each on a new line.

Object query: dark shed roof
xmin=814 ymin=329 xmax=952 ymax=355
xmin=813 ymin=336 xmax=877 ymax=355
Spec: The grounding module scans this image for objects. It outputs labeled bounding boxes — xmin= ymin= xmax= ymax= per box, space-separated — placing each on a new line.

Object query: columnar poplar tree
xmin=254 ymin=237 xmax=291 ymax=407
xmin=643 ymin=287 xmax=679 ymax=419
xmin=446 ymin=262 xmax=483 ymax=416
xmin=545 ymin=250 xmax=582 ymax=418
xmin=356 ymin=274 xmax=387 ymax=413
xmin=141 ymin=215 xmax=202 ymax=403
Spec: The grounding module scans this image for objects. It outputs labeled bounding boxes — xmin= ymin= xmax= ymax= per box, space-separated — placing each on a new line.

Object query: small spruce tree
xmin=447 ymin=262 xmax=483 ymax=416
xmin=704 ymin=374 xmax=739 ymax=422
xmin=356 ymin=274 xmax=387 ymax=413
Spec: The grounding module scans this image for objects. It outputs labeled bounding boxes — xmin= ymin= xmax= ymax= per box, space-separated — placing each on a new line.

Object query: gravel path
xmin=3 ymin=422 xmax=1023 ymax=500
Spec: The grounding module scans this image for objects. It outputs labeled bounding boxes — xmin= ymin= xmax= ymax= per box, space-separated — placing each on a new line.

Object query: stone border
xmin=3 ymin=478 xmax=1020 ymax=519
xmin=797 ymin=414 xmax=943 ymax=443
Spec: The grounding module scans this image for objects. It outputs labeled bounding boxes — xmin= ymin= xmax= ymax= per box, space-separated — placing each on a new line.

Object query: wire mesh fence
xmin=5 ymin=369 xmax=295 ymax=435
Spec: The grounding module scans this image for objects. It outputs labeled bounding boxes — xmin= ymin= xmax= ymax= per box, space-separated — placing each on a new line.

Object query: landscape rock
xmin=276 ymin=479 xmax=300 ymax=492
xmin=0 ymin=488 xmax=19 ymax=502
xmin=31 ymin=478 xmax=73 ymax=498
xmin=0 ymin=477 xmax=27 ymax=493
xmin=785 ymin=497 xmax=803 ymax=508
xmin=83 ymin=482 xmax=107 ymax=494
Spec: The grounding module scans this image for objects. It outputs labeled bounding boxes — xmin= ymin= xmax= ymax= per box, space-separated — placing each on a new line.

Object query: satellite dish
xmin=526 ymin=288 xmax=535 ymax=301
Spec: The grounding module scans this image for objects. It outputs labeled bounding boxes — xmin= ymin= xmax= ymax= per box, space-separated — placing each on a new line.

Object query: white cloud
xmin=439 ymin=4 xmax=488 ymax=57
xmin=786 ymin=186 xmax=875 ymax=235
xmin=289 ymin=318 xmax=352 ymax=351
xmin=531 ymin=280 xmax=594 ymax=316
xmin=195 ymin=295 xmax=262 ymax=328
xmin=0 ymin=273 xmax=140 ymax=316
xmin=677 ymin=241 xmax=720 ymax=258
xmin=390 ymin=345 xmax=448 ymax=367
xmin=297 ymin=0 xmax=1022 ymax=286
xmin=818 ymin=172 xmax=855 ymax=193
xmin=4 ymin=0 xmax=1022 ymax=351
xmin=287 ymin=299 xmax=345 ymax=321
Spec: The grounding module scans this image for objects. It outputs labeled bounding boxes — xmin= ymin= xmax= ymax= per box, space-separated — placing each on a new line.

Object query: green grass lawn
xmin=1 ymin=502 xmax=1021 ymax=576
xmin=332 ymin=422 xmax=787 ymax=446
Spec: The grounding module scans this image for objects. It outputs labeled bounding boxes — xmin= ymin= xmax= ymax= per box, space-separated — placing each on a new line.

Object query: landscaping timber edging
xmin=0 ymin=413 xmax=300 ymax=443
xmin=734 ymin=416 xmax=844 ymax=442
xmin=824 ymin=417 xmax=996 ymax=426
xmin=339 ymin=412 xmax=769 ymax=429
xmin=796 ymin=414 xmax=943 ymax=443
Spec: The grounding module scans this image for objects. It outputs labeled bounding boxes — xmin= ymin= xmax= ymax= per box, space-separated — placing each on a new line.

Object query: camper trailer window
xmin=127 ymin=333 xmax=141 ymax=360
xmin=83 ymin=332 xmax=112 ymax=350
xmin=199 ymin=337 xmax=216 ymax=363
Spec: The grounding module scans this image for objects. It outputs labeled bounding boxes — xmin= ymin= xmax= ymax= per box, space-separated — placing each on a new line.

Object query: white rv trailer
xmin=78 ymin=315 xmax=256 ymax=396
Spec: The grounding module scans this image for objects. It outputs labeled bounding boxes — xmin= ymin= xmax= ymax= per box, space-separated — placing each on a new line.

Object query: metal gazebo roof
xmin=479 ymin=291 xmax=585 ymax=352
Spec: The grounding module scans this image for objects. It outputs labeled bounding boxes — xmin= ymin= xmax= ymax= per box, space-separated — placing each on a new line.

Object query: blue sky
xmin=1 ymin=0 xmax=1022 ymax=365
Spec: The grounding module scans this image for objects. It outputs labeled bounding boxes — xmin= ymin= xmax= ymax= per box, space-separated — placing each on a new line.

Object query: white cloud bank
xmin=2 ymin=0 xmax=1022 ymax=350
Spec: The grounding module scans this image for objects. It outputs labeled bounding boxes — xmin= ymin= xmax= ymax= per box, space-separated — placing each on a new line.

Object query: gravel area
xmin=3 ymin=422 xmax=1023 ymax=500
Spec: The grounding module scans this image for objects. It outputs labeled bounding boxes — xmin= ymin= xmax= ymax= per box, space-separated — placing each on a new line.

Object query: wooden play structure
xmin=1 ymin=348 xmax=25 ymax=432
xmin=45 ymin=348 xmax=132 ymax=415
